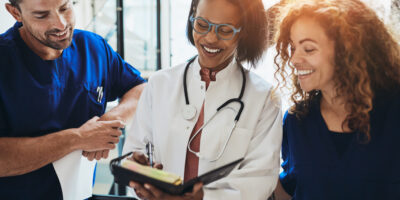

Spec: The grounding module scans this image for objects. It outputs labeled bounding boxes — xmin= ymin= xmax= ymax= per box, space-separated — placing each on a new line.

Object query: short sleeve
xmin=102 ymin=39 xmax=146 ymax=101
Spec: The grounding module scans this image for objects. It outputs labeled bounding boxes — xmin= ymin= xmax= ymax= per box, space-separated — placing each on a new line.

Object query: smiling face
xmin=15 ymin=0 xmax=75 ymax=50
xmin=193 ymin=0 xmax=241 ymax=69
xmin=289 ymin=16 xmax=336 ymax=93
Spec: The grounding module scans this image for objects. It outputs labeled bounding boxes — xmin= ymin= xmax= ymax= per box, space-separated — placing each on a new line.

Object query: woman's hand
xmin=130 ymin=181 xmax=204 ymax=200
xmin=129 ymin=151 xmax=163 ymax=169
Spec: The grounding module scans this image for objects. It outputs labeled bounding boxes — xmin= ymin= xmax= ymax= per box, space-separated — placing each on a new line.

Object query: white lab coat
xmin=123 ymin=57 xmax=282 ymax=200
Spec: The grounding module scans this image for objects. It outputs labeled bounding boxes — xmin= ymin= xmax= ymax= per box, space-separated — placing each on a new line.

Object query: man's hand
xmin=82 ymin=115 xmax=123 ymax=161
xmin=129 ymin=181 xmax=204 ymax=200
xmin=82 ymin=150 xmax=109 ymax=161
xmin=75 ymin=116 xmax=124 ymax=152
xmin=82 ymin=83 xmax=145 ymax=161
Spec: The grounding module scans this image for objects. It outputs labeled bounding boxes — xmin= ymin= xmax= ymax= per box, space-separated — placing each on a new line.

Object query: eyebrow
xmin=32 ymin=10 xmax=49 ymax=15
xmin=60 ymin=0 xmax=70 ymax=8
xmin=197 ymin=16 xmax=237 ymax=26
xmin=299 ymin=38 xmax=318 ymax=44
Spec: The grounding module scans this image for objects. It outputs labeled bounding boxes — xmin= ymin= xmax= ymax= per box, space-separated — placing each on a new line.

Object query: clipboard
xmin=110 ymin=152 xmax=243 ymax=195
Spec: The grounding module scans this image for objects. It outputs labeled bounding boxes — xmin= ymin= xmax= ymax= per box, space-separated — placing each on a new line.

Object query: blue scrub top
xmin=280 ymin=91 xmax=400 ymax=200
xmin=0 ymin=22 xmax=145 ymax=199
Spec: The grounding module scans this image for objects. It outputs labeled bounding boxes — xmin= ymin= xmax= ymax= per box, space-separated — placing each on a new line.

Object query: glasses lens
xmin=217 ymin=25 xmax=235 ymax=40
xmin=193 ymin=18 xmax=210 ymax=34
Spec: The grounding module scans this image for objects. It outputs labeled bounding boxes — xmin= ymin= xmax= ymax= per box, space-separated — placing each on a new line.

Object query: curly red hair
xmin=274 ymin=0 xmax=400 ymax=142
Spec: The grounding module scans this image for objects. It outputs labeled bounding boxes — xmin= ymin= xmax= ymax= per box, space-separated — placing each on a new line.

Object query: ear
xmin=5 ymin=3 xmax=22 ymax=22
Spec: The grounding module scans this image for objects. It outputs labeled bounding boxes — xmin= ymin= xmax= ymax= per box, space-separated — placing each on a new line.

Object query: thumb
xmin=154 ymin=163 xmax=163 ymax=170
xmin=192 ymin=182 xmax=203 ymax=193
xmin=89 ymin=116 xmax=100 ymax=122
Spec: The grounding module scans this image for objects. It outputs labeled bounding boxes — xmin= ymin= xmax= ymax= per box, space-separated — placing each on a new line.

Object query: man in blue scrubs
xmin=0 ymin=0 xmax=146 ymax=199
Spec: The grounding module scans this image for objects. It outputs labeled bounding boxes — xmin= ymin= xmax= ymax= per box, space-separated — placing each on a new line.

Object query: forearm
xmin=103 ymin=83 xmax=146 ymax=123
xmin=273 ymin=179 xmax=292 ymax=200
xmin=83 ymin=83 xmax=146 ymax=160
xmin=0 ymin=129 xmax=79 ymax=177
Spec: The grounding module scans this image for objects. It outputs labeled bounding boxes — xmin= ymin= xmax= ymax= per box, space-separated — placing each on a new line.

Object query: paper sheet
xmin=53 ymin=150 xmax=96 ymax=200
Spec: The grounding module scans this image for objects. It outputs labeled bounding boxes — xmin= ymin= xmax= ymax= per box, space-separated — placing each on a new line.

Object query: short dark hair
xmin=186 ymin=0 xmax=268 ymax=67
xmin=9 ymin=0 xmax=22 ymax=9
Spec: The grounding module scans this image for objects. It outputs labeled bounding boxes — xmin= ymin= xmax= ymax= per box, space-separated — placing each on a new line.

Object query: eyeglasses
xmin=190 ymin=16 xmax=241 ymax=40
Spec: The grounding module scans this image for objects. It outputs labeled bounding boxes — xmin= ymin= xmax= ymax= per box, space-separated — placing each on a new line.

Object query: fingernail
xmin=144 ymin=184 xmax=150 ymax=189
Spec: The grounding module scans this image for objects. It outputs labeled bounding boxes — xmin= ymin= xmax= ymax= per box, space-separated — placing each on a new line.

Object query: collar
xmin=191 ymin=57 xmax=239 ymax=82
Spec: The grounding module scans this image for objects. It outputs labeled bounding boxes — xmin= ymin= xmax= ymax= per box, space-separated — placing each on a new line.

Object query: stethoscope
xmin=182 ymin=56 xmax=246 ymax=162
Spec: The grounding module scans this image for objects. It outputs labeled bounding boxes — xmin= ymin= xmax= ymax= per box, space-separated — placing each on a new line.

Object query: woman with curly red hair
xmin=272 ymin=0 xmax=400 ymax=199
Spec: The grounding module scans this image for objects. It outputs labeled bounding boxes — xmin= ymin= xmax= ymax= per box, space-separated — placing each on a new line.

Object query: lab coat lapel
xmin=157 ymin=61 xmax=205 ymax=177
xmin=198 ymin=60 xmax=243 ymax=172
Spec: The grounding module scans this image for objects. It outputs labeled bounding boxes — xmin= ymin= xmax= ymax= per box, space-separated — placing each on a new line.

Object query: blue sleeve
xmin=102 ymin=39 xmax=146 ymax=101
xmin=279 ymin=110 xmax=296 ymax=196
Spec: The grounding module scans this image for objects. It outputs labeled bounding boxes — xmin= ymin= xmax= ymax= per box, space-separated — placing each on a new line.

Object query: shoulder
xmin=373 ymin=88 xmax=400 ymax=114
xmin=73 ymin=29 xmax=104 ymax=41
xmin=72 ymin=29 xmax=106 ymax=48
xmin=0 ymin=34 xmax=14 ymax=48
xmin=246 ymin=70 xmax=281 ymax=109
xmin=0 ymin=25 xmax=18 ymax=51
xmin=0 ymin=25 xmax=20 ymax=71
xmin=147 ymin=63 xmax=186 ymax=85
xmin=283 ymin=110 xmax=299 ymax=127
xmin=246 ymin=70 xmax=274 ymax=93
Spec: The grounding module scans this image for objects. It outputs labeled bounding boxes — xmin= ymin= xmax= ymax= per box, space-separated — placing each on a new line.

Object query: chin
xmin=300 ymin=86 xmax=313 ymax=93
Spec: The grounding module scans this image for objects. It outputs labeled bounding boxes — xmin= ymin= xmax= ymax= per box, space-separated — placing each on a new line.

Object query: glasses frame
xmin=190 ymin=16 xmax=241 ymax=40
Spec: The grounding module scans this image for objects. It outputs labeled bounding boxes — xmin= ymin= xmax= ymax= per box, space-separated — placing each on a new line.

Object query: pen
xmin=146 ymin=142 xmax=154 ymax=168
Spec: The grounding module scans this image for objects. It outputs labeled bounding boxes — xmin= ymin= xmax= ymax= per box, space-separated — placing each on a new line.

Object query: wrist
xmin=66 ymin=128 xmax=82 ymax=151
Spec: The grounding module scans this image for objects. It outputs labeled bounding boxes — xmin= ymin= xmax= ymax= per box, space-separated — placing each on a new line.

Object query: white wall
xmin=0 ymin=0 xmax=16 ymax=34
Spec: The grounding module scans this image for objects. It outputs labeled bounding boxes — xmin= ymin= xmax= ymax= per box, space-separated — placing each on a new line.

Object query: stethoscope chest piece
xmin=182 ymin=104 xmax=197 ymax=120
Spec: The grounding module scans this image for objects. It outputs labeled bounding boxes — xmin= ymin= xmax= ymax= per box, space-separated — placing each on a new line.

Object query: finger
xmin=144 ymin=184 xmax=165 ymax=198
xmin=95 ymin=151 xmax=102 ymax=160
xmin=133 ymin=152 xmax=149 ymax=165
xmin=192 ymin=182 xmax=203 ymax=193
xmin=107 ymin=135 xmax=120 ymax=144
xmin=136 ymin=191 xmax=144 ymax=200
xmin=129 ymin=181 xmax=136 ymax=188
xmin=132 ymin=182 xmax=154 ymax=199
xmin=104 ymin=129 xmax=122 ymax=138
xmin=87 ymin=152 xmax=96 ymax=161
xmin=89 ymin=116 xmax=100 ymax=122
xmin=110 ymin=129 xmax=122 ymax=137
xmin=154 ymin=163 xmax=163 ymax=170
xmin=82 ymin=151 xmax=88 ymax=157
xmin=105 ymin=143 xmax=116 ymax=150
xmin=102 ymin=120 xmax=125 ymax=129
xmin=129 ymin=182 xmax=147 ymax=200
xmin=102 ymin=150 xmax=110 ymax=159
xmin=184 ymin=182 xmax=203 ymax=196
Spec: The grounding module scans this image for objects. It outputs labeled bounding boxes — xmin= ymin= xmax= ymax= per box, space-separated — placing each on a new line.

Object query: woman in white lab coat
xmin=123 ymin=0 xmax=282 ymax=199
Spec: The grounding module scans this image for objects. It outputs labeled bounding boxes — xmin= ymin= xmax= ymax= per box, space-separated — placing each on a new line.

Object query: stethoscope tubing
xmin=183 ymin=56 xmax=246 ymax=161
xmin=183 ymin=56 xmax=246 ymax=121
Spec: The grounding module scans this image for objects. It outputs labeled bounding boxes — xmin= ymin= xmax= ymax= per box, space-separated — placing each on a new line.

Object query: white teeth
xmin=296 ymin=69 xmax=314 ymax=76
xmin=203 ymin=46 xmax=221 ymax=53
xmin=55 ymin=30 xmax=67 ymax=36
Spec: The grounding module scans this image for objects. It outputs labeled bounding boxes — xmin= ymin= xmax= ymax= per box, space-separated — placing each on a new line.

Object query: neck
xmin=200 ymin=56 xmax=234 ymax=72
xmin=19 ymin=27 xmax=63 ymax=60
xmin=320 ymin=89 xmax=347 ymax=115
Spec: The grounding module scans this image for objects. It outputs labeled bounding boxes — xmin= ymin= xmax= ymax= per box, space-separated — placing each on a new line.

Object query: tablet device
xmin=110 ymin=152 xmax=243 ymax=195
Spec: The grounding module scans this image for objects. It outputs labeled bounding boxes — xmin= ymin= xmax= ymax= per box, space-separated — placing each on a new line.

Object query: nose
xmin=203 ymin=25 xmax=219 ymax=42
xmin=53 ymin=14 xmax=67 ymax=31
xmin=289 ymin=49 xmax=303 ymax=66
